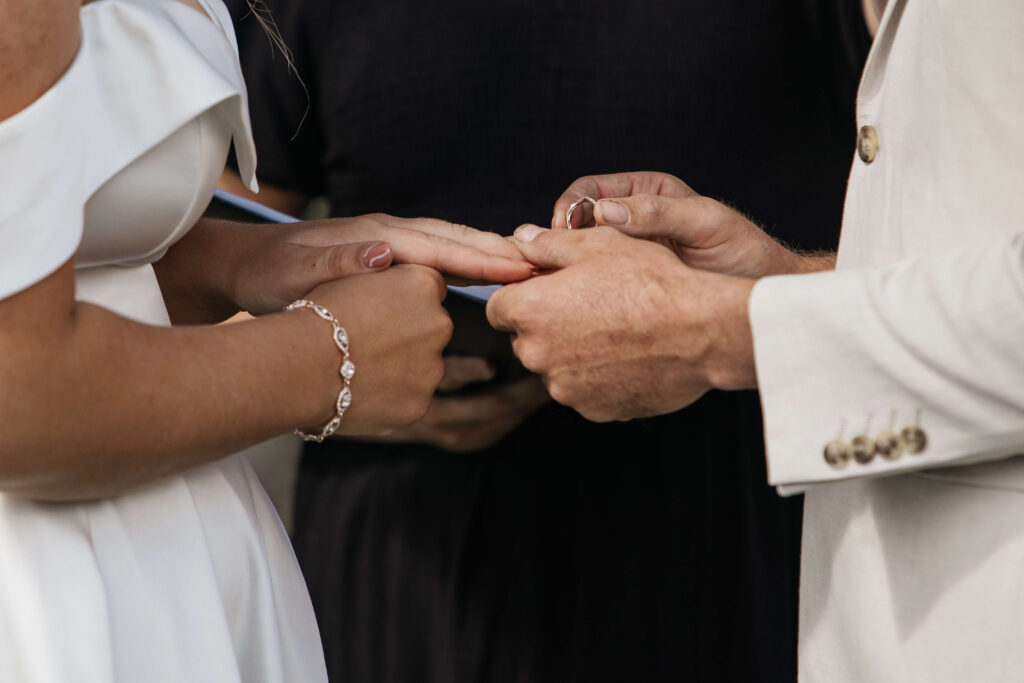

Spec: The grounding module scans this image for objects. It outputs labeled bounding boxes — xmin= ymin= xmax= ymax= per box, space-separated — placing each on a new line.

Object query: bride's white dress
xmin=0 ymin=1 xmax=328 ymax=680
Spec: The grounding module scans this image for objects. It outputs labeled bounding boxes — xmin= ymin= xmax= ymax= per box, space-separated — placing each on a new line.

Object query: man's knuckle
xmin=636 ymin=193 xmax=663 ymax=221
xmin=591 ymin=225 xmax=620 ymax=241
xmin=694 ymin=195 xmax=723 ymax=220
xmin=515 ymin=343 xmax=543 ymax=372
xmin=588 ymin=225 xmax=626 ymax=251
xmin=503 ymin=299 xmax=529 ymax=331
xmin=569 ymin=176 xmax=593 ymax=192
xmin=546 ymin=379 xmax=575 ymax=408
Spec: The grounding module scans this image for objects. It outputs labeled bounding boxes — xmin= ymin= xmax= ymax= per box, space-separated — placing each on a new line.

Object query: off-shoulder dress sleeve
xmin=0 ymin=46 xmax=92 ymax=300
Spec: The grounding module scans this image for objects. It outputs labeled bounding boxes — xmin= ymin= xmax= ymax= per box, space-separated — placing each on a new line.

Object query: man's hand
xmin=553 ymin=171 xmax=698 ymax=229
xmin=358 ymin=356 xmax=549 ymax=451
xmin=487 ymin=225 xmax=757 ymax=422
xmin=553 ymin=171 xmax=834 ymax=278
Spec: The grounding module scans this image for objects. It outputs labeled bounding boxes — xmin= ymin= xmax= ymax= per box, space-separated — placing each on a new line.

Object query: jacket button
xmin=857 ymin=125 xmax=879 ymax=163
xmin=875 ymin=430 xmax=903 ymax=461
xmin=852 ymin=435 xmax=876 ymax=464
xmin=901 ymin=425 xmax=928 ymax=454
xmin=824 ymin=440 xmax=853 ymax=469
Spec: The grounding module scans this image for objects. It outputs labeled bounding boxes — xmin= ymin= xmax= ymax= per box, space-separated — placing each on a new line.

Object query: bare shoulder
xmin=0 ymin=0 xmax=81 ymax=121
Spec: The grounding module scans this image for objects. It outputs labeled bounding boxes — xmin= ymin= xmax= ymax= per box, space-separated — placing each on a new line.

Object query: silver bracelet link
xmin=286 ymin=299 xmax=355 ymax=442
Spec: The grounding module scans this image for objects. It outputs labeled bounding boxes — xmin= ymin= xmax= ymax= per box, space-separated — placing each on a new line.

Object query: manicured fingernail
xmin=515 ymin=224 xmax=546 ymax=242
xmin=597 ymin=199 xmax=629 ymax=225
xmin=361 ymin=242 xmax=391 ymax=268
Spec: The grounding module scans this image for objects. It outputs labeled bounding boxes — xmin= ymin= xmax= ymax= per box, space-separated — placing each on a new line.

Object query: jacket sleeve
xmin=749 ymin=233 xmax=1024 ymax=494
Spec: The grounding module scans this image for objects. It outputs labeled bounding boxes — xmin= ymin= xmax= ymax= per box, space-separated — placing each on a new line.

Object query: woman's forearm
xmin=0 ymin=262 xmax=338 ymax=500
xmin=1 ymin=257 xmax=453 ymax=501
xmin=154 ymin=217 xmax=244 ymax=325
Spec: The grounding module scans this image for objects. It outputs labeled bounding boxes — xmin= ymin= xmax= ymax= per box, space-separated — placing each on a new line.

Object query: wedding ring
xmin=565 ymin=196 xmax=597 ymax=230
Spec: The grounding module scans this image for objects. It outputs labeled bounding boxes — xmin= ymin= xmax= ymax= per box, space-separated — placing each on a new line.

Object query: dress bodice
xmin=0 ymin=3 xmax=328 ymax=681
xmin=0 ymin=0 xmax=258 ymax=314
xmin=76 ymin=0 xmax=257 ymax=271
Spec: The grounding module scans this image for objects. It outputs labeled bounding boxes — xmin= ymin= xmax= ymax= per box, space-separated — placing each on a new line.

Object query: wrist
xmin=750 ymin=221 xmax=837 ymax=276
xmin=286 ymin=299 xmax=356 ymax=441
xmin=698 ymin=274 xmax=758 ymax=391
xmin=284 ymin=305 xmax=349 ymax=430
xmin=795 ymin=250 xmax=838 ymax=273
xmin=774 ymin=244 xmax=837 ymax=275
xmin=201 ymin=219 xmax=254 ymax=315
xmin=154 ymin=219 xmax=242 ymax=324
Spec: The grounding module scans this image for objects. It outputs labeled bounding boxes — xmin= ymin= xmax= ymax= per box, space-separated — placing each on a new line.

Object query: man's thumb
xmin=512 ymin=224 xmax=581 ymax=270
xmin=593 ymin=195 xmax=696 ymax=243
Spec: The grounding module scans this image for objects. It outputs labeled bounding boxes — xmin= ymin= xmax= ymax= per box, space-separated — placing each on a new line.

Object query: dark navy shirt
xmin=228 ymin=2 xmax=869 ymax=681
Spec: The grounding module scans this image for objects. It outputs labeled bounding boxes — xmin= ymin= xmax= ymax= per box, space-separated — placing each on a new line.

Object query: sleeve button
xmin=875 ymin=430 xmax=903 ymax=461
xmin=824 ymin=440 xmax=853 ymax=469
xmin=901 ymin=426 xmax=928 ymax=454
xmin=852 ymin=435 xmax=877 ymax=464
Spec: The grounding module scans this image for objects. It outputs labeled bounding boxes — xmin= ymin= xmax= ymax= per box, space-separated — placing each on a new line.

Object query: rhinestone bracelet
xmin=285 ymin=299 xmax=355 ymax=442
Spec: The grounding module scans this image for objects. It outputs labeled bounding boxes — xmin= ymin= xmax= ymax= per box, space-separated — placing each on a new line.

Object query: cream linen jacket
xmin=749 ymin=0 xmax=1024 ymax=680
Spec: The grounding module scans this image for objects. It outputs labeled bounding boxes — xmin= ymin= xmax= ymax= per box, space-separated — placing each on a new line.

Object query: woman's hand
xmin=156 ymin=215 xmax=532 ymax=325
xmin=279 ymin=214 xmax=532 ymax=285
xmin=298 ymin=264 xmax=454 ymax=435
xmin=553 ymin=171 xmax=834 ymax=278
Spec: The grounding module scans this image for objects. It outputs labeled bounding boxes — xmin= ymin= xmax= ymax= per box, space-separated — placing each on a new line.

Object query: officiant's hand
xmin=352 ymin=356 xmax=552 ymax=450
xmin=487 ymin=225 xmax=756 ymax=422
xmin=553 ymin=171 xmax=833 ymax=278
xmin=355 ymin=356 xmax=549 ymax=451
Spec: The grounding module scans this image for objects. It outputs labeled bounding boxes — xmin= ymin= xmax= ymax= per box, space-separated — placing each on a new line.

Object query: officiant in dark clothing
xmin=225 ymin=1 xmax=869 ymax=680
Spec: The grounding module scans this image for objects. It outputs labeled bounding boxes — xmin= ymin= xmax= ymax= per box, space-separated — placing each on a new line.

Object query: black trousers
xmin=293 ymin=390 xmax=801 ymax=683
